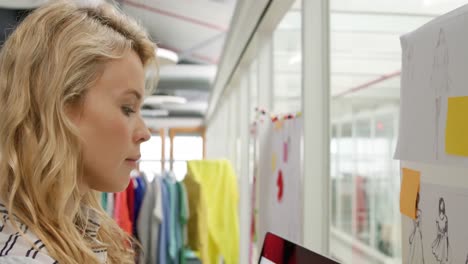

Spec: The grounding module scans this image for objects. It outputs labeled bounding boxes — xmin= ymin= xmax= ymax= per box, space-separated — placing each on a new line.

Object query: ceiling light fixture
xmin=144 ymin=95 xmax=187 ymax=105
xmin=157 ymin=47 xmax=179 ymax=66
xmin=141 ymin=109 xmax=170 ymax=117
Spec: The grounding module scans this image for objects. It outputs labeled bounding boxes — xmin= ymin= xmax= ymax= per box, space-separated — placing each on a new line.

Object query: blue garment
xmin=158 ymin=177 xmax=171 ymax=264
xmin=161 ymin=175 xmax=178 ymax=264
xmin=166 ymin=177 xmax=179 ymax=264
xmin=133 ymin=176 xmax=146 ymax=237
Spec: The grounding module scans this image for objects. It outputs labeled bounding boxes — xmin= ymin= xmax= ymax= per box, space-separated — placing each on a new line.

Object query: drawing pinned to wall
xmin=408 ymin=193 xmax=425 ymax=264
xmin=401 ymin=37 xmax=415 ymax=85
xmin=431 ymin=29 xmax=451 ymax=160
xmin=432 ymin=197 xmax=451 ymax=263
xmin=394 ymin=7 xmax=468 ymax=167
xmin=402 ymin=183 xmax=468 ymax=263
xmin=257 ymin=116 xmax=303 ymax=244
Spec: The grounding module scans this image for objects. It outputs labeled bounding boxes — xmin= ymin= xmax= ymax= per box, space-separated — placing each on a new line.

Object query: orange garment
xmin=114 ymin=190 xmax=132 ymax=235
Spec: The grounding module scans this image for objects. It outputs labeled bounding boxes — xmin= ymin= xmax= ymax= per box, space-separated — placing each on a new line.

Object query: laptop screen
xmin=258 ymin=232 xmax=339 ymax=264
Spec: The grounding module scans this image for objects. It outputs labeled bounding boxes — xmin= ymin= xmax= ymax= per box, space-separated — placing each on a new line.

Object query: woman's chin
xmin=93 ymin=177 xmax=130 ymax=193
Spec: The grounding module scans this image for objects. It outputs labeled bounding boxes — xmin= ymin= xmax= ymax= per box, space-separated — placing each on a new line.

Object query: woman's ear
xmin=65 ymin=97 xmax=85 ymax=125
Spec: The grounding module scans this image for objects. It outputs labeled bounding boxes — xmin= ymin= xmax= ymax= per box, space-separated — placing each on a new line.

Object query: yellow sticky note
xmin=271 ymin=153 xmax=277 ymax=171
xmin=400 ymin=168 xmax=421 ymax=219
xmin=274 ymin=120 xmax=284 ymax=130
xmin=446 ymin=96 xmax=468 ymax=156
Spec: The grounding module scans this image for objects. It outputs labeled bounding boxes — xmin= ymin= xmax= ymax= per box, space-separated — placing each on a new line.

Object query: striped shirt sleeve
xmin=0 ymin=256 xmax=46 ymax=264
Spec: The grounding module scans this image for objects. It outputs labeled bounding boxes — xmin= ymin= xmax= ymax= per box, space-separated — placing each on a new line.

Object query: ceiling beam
xmin=122 ymin=0 xmax=228 ymax=32
xmin=332 ymin=70 xmax=400 ymax=98
xmin=157 ymin=44 xmax=218 ymax=64
xmin=179 ymin=32 xmax=226 ymax=61
xmin=330 ymin=9 xmax=439 ymax=18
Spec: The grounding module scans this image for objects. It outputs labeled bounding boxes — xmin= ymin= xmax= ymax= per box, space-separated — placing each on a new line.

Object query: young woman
xmin=432 ymin=197 xmax=450 ymax=264
xmin=0 ymin=0 xmax=157 ymax=263
xmin=408 ymin=193 xmax=424 ymax=264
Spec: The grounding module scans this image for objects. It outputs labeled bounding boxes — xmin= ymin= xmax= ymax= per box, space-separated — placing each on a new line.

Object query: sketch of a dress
xmin=430 ymin=29 xmax=450 ymax=160
xmin=408 ymin=209 xmax=425 ymax=264
xmin=402 ymin=38 xmax=415 ymax=84
xmin=432 ymin=197 xmax=450 ymax=263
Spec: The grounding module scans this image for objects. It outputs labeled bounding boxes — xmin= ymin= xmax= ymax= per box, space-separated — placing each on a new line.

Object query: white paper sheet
xmin=257 ymin=117 xmax=303 ymax=245
xmin=402 ymin=183 xmax=468 ymax=264
xmin=395 ymin=4 xmax=468 ymax=167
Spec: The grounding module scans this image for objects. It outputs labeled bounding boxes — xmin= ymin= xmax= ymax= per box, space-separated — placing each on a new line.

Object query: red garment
xmin=114 ymin=188 xmax=132 ymax=235
xmin=126 ymin=179 xmax=135 ymax=228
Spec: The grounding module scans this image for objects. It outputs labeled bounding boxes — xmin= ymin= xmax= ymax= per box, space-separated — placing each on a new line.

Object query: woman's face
xmin=69 ymin=50 xmax=151 ymax=193
xmin=439 ymin=199 xmax=445 ymax=214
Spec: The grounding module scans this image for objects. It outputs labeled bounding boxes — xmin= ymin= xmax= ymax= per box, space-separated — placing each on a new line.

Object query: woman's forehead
xmin=93 ymin=51 xmax=145 ymax=95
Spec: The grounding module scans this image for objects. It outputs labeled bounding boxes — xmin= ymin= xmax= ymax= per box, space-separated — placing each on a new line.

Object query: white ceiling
xmin=0 ymin=0 xmax=237 ymax=64
xmin=119 ymin=0 xmax=237 ymax=121
xmin=120 ymin=0 xmax=236 ymax=64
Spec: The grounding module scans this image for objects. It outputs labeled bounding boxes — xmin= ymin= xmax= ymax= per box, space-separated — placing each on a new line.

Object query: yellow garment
xmin=183 ymin=172 xmax=209 ymax=263
xmin=185 ymin=159 xmax=240 ymax=264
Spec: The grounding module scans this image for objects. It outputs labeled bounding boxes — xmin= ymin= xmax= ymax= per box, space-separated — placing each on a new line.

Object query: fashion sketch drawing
xmin=430 ymin=28 xmax=450 ymax=160
xmin=402 ymin=38 xmax=415 ymax=84
xmin=408 ymin=193 xmax=424 ymax=264
xmin=432 ymin=197 xmax=450 ymax=264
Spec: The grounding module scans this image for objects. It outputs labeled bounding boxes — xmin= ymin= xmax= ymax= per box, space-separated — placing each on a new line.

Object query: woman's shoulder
xmin=0 ymin=204 xmax=57 ymax=263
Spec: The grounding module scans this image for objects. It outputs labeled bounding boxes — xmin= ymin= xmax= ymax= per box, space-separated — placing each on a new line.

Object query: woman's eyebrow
xmin=122 ymin=89 xmax=142 ymax=100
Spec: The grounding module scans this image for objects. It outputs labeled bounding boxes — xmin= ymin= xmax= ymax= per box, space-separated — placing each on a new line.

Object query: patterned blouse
xmin=0 ymin=203 xmax=107 ymax=263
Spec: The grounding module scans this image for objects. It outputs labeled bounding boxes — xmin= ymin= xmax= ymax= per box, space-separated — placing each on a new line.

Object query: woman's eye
xmin=122 ymin=106 xmax=136 ymax=116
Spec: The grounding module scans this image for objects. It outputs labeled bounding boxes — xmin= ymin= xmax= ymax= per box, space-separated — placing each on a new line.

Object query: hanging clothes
xmin=101 ymin=192 xmax=107 ymax=211
xmin=106 ymin=192 xmax=114 ymax=217
xmin=165 ymin=175 xmax=178 ymax=264
xmin=136 ymin=174 xmax=152 ymax=264
xmin=183 ymin=170 xmax=208 ymax=263
xmin=159 ymin=177 xmax=171 ymax=264
xmin=114 ymin=189 xmax=132 ymax=235
xmin=134 ymin=172 xmax=191 ymax=264
xmin=137 ymin=174 xmax=163 ymax=264
xmin=133 ymin=175 xmax=147 ymax=238
xmin=126 ymin=178 xmax=135 ymax=231
xmin=164 ymin=172 xmax=191 ymax=264
xmin=185 ymin=159 xmax=240 ymax=264
xmin=177 ymin=182 xmax=190 ymax=264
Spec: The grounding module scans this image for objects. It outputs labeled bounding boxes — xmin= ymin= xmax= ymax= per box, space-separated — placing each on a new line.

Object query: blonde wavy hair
xmin=0 ymin=0 xmax=157 ymax=263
